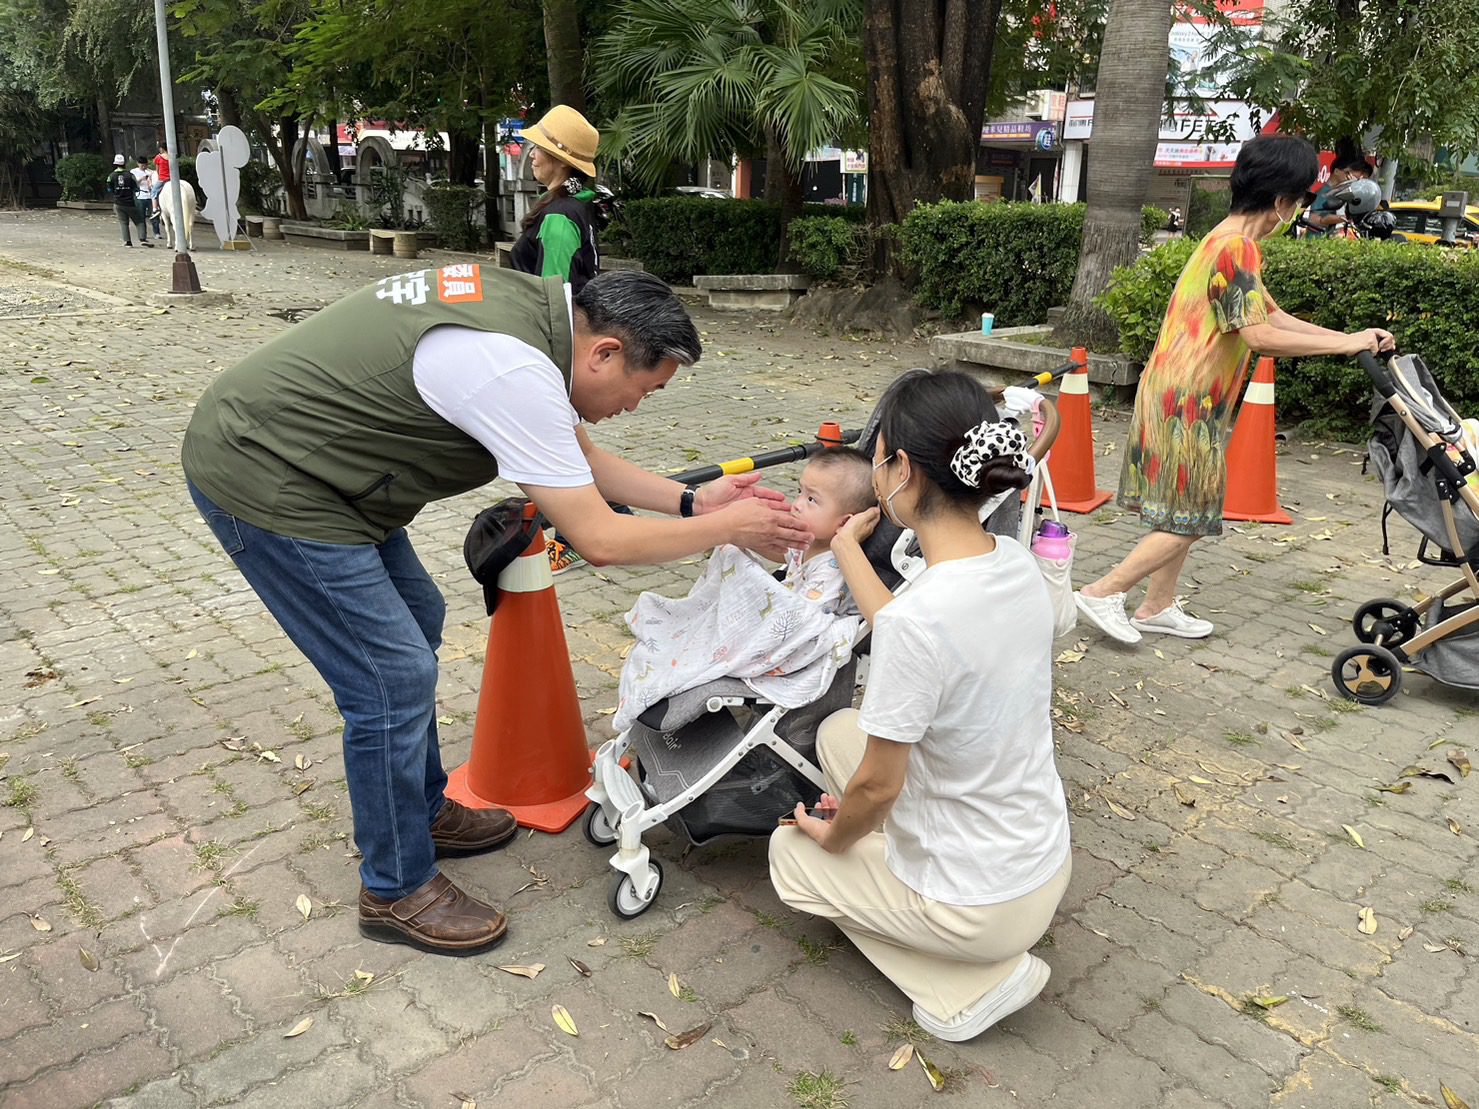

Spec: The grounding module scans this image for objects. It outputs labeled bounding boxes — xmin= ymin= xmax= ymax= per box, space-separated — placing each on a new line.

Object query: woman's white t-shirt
xmin=857 ymin=538 xmax=1070 ymax=907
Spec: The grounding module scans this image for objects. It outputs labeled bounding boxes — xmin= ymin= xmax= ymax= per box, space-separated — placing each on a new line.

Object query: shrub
xmin=55 ymin=153 xmax=109 ymax=200
xmin=1098 ymin=236 xmax=1479 ymax=434
xmin=424 ymin=182 xmax=482 ymax=251
xmin=176 ymin=155 xmax=199 ymax=194
xmin=615 ymin=197 xmax=865 ymax=284
xmin=787 ymin=216 xmax=868 ymax=282
xmin=238 ymin=159 xmax=282 ymax=216
xmin=1142 ymin=205 xmax=1170 ymax=245
xmin=1187 ymin=185 xmax=1231 ymax=237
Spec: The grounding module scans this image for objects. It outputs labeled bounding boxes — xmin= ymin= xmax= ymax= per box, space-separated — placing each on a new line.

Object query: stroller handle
xmin=1357 ymin=351 xmax=1397 ymax=399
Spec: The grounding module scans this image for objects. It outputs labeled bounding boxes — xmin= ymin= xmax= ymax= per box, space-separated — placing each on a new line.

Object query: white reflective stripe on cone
xmin=499 ymin=551 xmax=554 ymax=593
xmin=1244 ymin=381 xmax=1275 ymax=404
xmin=1061 ymin=372 xmax=1089 ymax=395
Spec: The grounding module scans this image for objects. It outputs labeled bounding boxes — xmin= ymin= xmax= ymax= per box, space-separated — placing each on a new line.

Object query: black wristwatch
xmin=679 ymin=486 xmax=696 ymax=518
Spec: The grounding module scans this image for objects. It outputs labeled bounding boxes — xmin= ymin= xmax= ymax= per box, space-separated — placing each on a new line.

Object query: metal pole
xmin=153 ymin=0 xmax=201 ymax=293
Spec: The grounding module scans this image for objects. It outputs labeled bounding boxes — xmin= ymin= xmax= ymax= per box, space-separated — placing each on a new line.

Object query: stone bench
xmin=930 ymin=325 xmax=1142 ymax=402
xmin=370 ymin=228 xmax=421 ymax=259
xmin=693 ymin=273 xmax=809 ymax=311
xmin=280 ymin=222 xmax=369 ymax=251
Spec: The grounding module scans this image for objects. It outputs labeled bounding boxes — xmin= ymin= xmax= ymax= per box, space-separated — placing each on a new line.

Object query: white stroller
xmin=582 ymin=371 xmax=1062 ymax=918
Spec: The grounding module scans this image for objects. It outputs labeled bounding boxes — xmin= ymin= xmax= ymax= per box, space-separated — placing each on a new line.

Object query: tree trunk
xmin=1056 ymin=0 xmax=1172 ymax=349
xmin=96 ymin=94 xmax=115 ymax=167
xmin=325 ymin=116 xmax=342 ymax=179
xmin=449 ymin=122 xmax=479 ymax=187
xmin=254 ymin=110 xmax=309 ymax=220
xmin=543 ymin=0 xmax=586 ymax=113
xmin=864 ymin=0 xmax=1003 ymax=269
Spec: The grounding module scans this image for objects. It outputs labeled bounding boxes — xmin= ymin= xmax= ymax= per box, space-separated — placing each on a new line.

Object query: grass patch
xmin=1032 ymin=930 xmax=1056 ymax=950
xmin=1254 ymin=830 xmax=1298 ymax=852
xmin=1441 ymin=878 xmax=1471 ymax=894
xmin=1336 ymin=1004 xmax=1382 ymax=1033
xmin=880 ymin=1016 xmax=932 ymax=1045
xmin=839 ymin=1029 xmax=857 ymax=1046
xmin=302 ymin=802 xmax=336 ymax=822
xmin=1291 ymin=580 xmax=1325 ymax=593
xmin=124 ymin=754 xmax=153 ymax=769
xmin=1374 ymin=1075 xmax=1403 ymax=1093
xmin=1224 ymin=730 xmax=1256 ymax=748
xmin=60 ymin=757 xmax=79 ymax=782
xmin=754 ymin=910 xmax=782 ymax=930
xmin=618 ymin=931 xmax=658 ymax=960
xmin=220 ymin=896 xmax=259 ymax=920
xmin=1300 ymin=643 xmax=1333 ymax=658
xmin=1419 ymin=898 xmax=1452 ymax=914
xmin=788 ymin=1070 xmax=849 ymax=1109
xmin=798 ymin=935 xmax=840 ymax=965
xmin=58 ymin=871 xmax=104 ymax=928
xmin=193 ymin=840 xmax=228 ymax=873
xmin=6 ymin=776 xmax=37 ymax=809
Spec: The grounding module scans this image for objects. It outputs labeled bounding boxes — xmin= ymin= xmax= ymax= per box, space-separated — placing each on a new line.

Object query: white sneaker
xmin=912 ymin=954 xmax=1051 ymax=1043
xmin=1074 ymin=591 xmax=1141 ymax=644
xmin=1131 ymin=601 xmax=1213 ymax=639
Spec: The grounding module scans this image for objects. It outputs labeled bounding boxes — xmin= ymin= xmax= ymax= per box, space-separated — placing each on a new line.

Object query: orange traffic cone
xmin=1048 ymin=347 xmax=1113 ymax=513
xmin=446 ymin=504 xmax=593 ymax=832
xmin=1223 ymin=357 xmax=1292 ymax=525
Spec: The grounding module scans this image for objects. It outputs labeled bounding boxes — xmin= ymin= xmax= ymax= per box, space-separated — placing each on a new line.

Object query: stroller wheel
xmin=609 ymin=860 xmax=663 ymax=919
xmin=1352 ymin=598 xmax=1420 ymax=647
xmin=583 ymin=801 xmax=617 ymax=847
xmin=1331 ymin=644 xmax=1403 ymax=705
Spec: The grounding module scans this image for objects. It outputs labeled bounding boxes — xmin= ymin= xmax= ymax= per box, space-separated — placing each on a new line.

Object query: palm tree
xmin=1056 ymin=0 xmax=1172 ymax=347
xmin=592 ymin=0 xmax=863 ymax=267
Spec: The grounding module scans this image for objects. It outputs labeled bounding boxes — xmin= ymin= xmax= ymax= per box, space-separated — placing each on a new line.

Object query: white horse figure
xmin=158 ymin=179 xmax=199 ymax=251
xmin=196 ymin=126 xmax=250 ymax=247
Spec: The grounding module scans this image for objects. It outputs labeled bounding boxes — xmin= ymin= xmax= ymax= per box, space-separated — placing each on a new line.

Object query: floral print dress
xmin=1119 ymin=232 xmax=1271 ymax=536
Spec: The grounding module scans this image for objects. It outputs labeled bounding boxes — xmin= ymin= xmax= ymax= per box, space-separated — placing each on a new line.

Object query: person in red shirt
xmin=151 ymin=141 xmax=171 ymax=218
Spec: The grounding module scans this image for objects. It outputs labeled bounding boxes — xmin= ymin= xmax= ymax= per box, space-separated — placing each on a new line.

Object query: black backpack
xmin=110 ymin=169 xmax=137 ymax=203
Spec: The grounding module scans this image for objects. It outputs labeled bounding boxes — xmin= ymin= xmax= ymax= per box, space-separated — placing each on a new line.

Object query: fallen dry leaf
xmin=1054 ymin=650 xmax=1084 ymax=664
xmin=1249 ymin=995 xmax=1288 ymax=1009
xmin=551 ymin=1004 xmax=578 ymax=1037
xmin=21 ymin=827 xmax=34 ymax=843
xmin=495 ymin=964 xmax=545 ymax=979
xmin=587 ymin=937 xmax=607 ymax=947
xmin=1173 ymin=784 xmax=1196 ymax=807
xmin=296 ymin=894 xmax=312 ymax=921
xmin=917 ymin=1050 xmax=946 ymax=1091
xmin=1398 ymin=926 xmax=1414 ymax=941
xmin=668 ymin=972 xmax=682 ymax=997
xmin=354 ymin=970 xmax=375 ymax=984
xmin=79 ymin=948 xmax=99 ymax=972
xmin=0 ymin=952 xmax=20 ymax=964
xmin=1308 ymin=623 xmax=1328 ymax=636
xmin=283 ymin=1016 xmax=313 ymax=1038
xmin=638 ymin=1011 xmax=670 ymax=1032
xmin=1447 ymin=818 xmax=1462 ymax=836
xmin=1342 ymin=824 xmax=1366 ymax=849
xmin=1106 ymin=798 xmax=1136 ymax=821
xmin=664 ymin=1021 xmax=712 ymax=1050
xmin=1357 ymin=907 xmax=1378 ymax=935
xmin=451 ymin=1093 xmax=475 ymax=1109
xmin=1188 ymin=775 xmax=1215 ymax=785
xmin=1447 ymin=751 xmax=1471 ymax=778
xmin=28 ymin=915 xmax=51 ymax=933
xmin=888 ymin=1043 xmax=915 ymax=1070
xmin=1441 ymin=1083 xmax=1472 ymax=1109
xmin=568 ymin=957 xmax=592 ymax=978
xmin=294 ymin=753 xmax=310 ymax=771
xmin=1377 ymin=782 xmax=1411 ymax=794
xmin=1424 ymin=942 xmax=1448 ymax=953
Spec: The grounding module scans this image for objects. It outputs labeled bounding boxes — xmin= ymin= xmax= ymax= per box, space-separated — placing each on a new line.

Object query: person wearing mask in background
xmin=508 ymin=105 xmax=623 ymax=577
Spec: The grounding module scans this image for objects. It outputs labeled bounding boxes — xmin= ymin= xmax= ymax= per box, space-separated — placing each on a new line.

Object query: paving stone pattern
xmin=1 ymin=210 xmax=1476 ymax=1108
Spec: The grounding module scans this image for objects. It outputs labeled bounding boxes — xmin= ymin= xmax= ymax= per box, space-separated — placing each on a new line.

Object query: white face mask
xmin=873 ymin=453 xmax=910 ymax=525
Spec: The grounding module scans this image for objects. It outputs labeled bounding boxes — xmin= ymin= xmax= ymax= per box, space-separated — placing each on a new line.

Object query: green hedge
xmin=55 ymin=153 xmax=110 ymax=200
xmin=898 ymin=201 xmax=1171 ymax=323
xmin=787 ymin=215 xmax=868 ymax=282
xmin=424 ymin=182 xmax=483 ymax=251
xmin=615 ymin=198 xmax=865 ymax=284
xmin=1098 ymin=237 xmax=1479 ymax=434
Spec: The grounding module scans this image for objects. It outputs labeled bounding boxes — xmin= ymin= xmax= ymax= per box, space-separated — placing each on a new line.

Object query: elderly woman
xmin=1074 ymin=134 xmax=1395 ymax=645
xmin=769 ymin=370 xmax=1072 ymax=1043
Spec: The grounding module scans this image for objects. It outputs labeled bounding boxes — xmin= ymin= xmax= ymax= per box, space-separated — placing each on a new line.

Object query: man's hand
xmin=693 ymin=471 xmax=789 ymax=515
xmin=791 ymin=794 xmax=839 ymax=848
xmin=716 ymin=497 xmax=811 ymax=561
xmin=1343 ymin=328 xmax=1396 ymax=355
xmin=832 ymin=506 xmax=880 ymax=551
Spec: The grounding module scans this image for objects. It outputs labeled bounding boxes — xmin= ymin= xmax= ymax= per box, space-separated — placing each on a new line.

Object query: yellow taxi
xmin=1388 ymin=197 xmax=1479 ymax=246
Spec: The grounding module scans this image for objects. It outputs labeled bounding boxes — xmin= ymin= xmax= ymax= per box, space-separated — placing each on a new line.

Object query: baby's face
xmin=792 ymin=463 xmax=856 ymax=544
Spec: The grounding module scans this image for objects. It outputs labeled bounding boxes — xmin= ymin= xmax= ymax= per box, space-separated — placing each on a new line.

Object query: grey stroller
xmin=582 ymin=370 xmax=1060 ymax=917
xmin=1331 ymin=352 xmax=1479 ymax=704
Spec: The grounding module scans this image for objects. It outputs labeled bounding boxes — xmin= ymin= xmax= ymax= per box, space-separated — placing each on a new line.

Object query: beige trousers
xmin=768 ymin=708 xmax=1071 ymax=1021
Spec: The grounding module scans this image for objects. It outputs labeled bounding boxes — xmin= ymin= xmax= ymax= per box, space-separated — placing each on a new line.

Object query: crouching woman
xmin=769 ymin=370 xmax=1071 ymax=1042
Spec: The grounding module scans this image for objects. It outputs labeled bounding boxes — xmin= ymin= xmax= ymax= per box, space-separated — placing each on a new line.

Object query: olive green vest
xmin=182 ymin=265 xmax=573 ymax=544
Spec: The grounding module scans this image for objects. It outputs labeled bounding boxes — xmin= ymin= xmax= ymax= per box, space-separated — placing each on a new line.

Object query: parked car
xmin=1387 ymin=198 xmax=1479 ymax=246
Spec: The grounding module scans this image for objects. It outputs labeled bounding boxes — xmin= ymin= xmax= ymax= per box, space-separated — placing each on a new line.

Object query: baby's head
xmin=794 ymin=447 xmax=876 ymax=545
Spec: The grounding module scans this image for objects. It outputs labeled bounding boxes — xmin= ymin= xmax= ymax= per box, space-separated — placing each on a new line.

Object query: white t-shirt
xmin=857 ymin=538 xmax=1070 ymax=907
xmin=131 ymin=167 xmax=154 ymax=194
xmin=411 ymin=324 xmax=593 ymax=488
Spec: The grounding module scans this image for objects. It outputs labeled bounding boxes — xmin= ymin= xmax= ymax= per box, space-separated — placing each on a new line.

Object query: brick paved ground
xmin=1 ymin=209 xmax=1475 ymax=1109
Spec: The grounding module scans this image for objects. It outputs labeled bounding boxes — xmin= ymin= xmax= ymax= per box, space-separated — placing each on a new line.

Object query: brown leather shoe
xmin=358 ymin=873 xmax=507 ymax=956
xmin=430 ymin=798 xmax=519 ymax=857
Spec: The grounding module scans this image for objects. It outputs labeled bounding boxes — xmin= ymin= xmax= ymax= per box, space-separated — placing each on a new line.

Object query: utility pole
xmin=153 ymin=0 xmax=202 ymax=294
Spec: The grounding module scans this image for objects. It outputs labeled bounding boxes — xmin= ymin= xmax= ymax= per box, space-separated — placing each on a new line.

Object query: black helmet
xmin=1358 ymin=209 xmax=1396 ymax=239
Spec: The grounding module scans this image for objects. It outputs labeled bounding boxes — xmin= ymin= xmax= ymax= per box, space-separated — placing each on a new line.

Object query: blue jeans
xmin=188 ymin=479 xmax=447 ymax=898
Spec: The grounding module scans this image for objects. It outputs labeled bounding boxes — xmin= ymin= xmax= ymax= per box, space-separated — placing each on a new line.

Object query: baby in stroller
xmin=612 ymin=448 xmax=877 ymax=734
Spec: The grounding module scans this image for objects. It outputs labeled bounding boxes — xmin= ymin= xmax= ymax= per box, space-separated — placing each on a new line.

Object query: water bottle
xmin=981 ymin=312 xmax=995 ymax=336
xmin=1031 ymin=519 xmax=1072 ymax=561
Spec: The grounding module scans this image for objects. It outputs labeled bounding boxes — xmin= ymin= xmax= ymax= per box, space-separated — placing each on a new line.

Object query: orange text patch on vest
xmin=438 ymin=264 xmax=483 ymax=303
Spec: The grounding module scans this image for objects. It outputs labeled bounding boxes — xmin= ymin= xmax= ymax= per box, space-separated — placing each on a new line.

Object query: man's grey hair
xmin=573 ymin=271 xmax=702 ymax=372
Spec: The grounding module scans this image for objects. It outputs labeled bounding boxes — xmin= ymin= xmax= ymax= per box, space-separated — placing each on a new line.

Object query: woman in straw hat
xmin=510 ymin=105 xmax=603 ymax=294
xmin=513 ymin=105 xmax=618 ymax=575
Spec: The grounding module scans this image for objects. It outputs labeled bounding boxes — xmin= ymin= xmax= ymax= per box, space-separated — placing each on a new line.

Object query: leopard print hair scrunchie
xmin=949 ymin=420 xmax=1031 ymax=488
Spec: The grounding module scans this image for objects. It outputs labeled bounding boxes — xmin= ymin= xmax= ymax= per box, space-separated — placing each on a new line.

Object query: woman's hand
xmin=1342 ymin=328 xmax=1396 ymax=355
xmin=693 ymin=472 xmax=788 ymax=515
xmin=831 ymin=506 xmax=880 ymax=552
xmin=791 ymin=793 xmax=840 ymax=847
